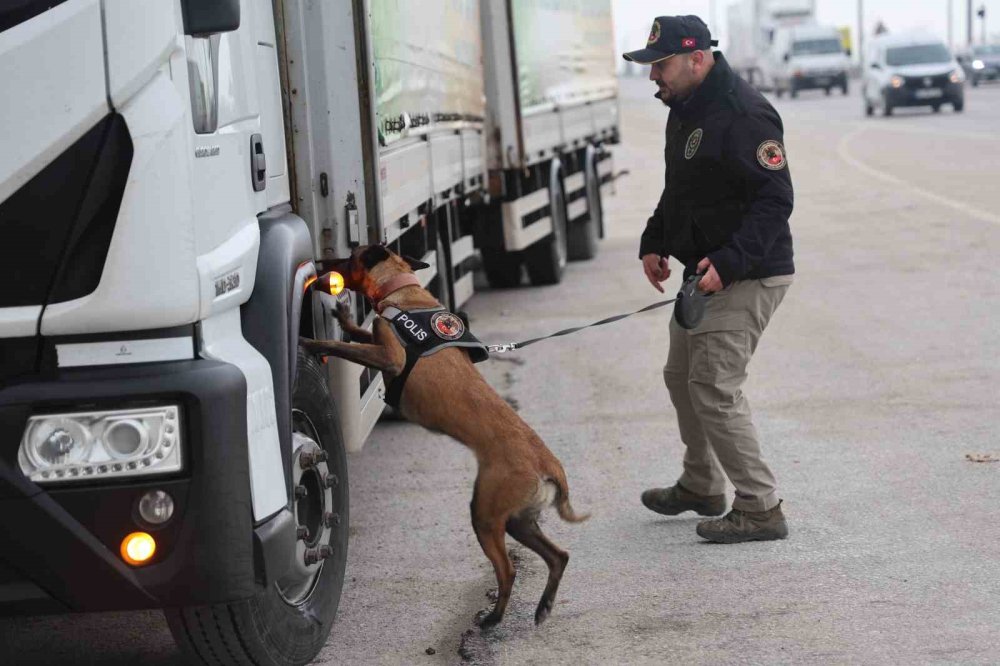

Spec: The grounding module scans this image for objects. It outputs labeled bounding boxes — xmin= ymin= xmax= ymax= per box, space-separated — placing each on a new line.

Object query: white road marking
xmin=836 ymin=126 xmax=1000 ymax=227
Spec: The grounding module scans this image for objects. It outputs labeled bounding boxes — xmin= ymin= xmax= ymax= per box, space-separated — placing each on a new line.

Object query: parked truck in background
xmin=0 ymin=1 xmax=618 ymax=664
xmin=726 ymin=0 xmax=817 ymax=88
xmin=764 ymin=23 xmax=851 ymax=97
xmin=473 ymin=0 xmax=619 ymax=287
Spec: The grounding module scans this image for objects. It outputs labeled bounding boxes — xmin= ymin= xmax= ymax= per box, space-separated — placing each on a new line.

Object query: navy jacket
xmin=639 ymin=52 xmax=795 ymax=285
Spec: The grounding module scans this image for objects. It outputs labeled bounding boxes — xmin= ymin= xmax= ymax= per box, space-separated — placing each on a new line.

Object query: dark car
xmin=958 ymin=44 xmax=1000 ymax=86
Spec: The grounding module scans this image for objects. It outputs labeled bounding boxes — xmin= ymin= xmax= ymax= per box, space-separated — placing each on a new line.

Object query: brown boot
xmin=695 ymin=500 xmax=788 ymax=543
xmin=641 ymin=484 xmax=726 ymax=517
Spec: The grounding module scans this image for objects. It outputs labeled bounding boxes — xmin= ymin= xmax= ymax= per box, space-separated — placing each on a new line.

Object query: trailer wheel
xmin=567 ymin=151 xmax=602 ymax=261
xmin=524 ymin=172 xmax=568 ymax=285
xmin=481 ymin=248 xmax=522 ymax=288
xmin=166 ymin=348 xmax=349 ymax=666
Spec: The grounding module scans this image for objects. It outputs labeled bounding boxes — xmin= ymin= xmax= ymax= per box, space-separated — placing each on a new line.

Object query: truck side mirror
xmin=181 ymin=0 xmax=240 ymax=36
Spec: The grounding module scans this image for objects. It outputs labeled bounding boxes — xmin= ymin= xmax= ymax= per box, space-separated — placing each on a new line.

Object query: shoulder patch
xmin=756 ymin=140 xmax=787 ymax=171
xmin=684 ymin=129 xmax=703 ymax=159
xmin=431 ymin=311 xmax=465 ymax=340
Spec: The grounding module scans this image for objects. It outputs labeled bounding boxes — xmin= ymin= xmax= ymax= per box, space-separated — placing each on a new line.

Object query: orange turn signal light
xmin=314 ymin=271 xmax=345 ymax=296
xmin=120 ymin=531 xmax=156 ymax=566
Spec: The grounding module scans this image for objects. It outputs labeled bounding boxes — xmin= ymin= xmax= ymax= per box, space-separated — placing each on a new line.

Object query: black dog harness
xmin=380 ymin=306 xmax=489 ymax=408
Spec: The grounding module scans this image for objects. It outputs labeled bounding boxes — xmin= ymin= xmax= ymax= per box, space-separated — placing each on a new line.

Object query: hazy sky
xmin=614 ymin=0 xmax=1000 ymax=61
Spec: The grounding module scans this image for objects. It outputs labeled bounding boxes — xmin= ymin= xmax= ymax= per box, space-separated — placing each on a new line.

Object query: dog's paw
xmin=334 ymin=301 xmax=352 ymax=324
xmin=474 ymin=608 xmax=502 ymax=628
xmin=534 ymin=599 xmax=553 ymax=625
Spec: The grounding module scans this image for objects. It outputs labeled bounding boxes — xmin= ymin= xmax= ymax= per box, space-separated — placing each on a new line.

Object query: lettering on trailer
xmin=396 ymin=313 xmax=429 ymax=342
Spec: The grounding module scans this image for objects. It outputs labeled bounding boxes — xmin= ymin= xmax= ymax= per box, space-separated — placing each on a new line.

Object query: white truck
xmin=0 ymin=1 xmax=618 ymax=664
xmin=725 ymin=0 xmax=817 ymax=88
xmin=764 ymin=23 xmax=851 ymax=97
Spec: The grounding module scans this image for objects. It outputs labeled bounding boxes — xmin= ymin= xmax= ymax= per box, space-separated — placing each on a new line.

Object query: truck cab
xmin=767 ymin=24 xmax=850 ymax=98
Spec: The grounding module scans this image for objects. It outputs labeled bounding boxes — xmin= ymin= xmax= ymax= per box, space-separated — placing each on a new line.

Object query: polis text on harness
xmin=380 ymin=306 xmax=489 ymax=408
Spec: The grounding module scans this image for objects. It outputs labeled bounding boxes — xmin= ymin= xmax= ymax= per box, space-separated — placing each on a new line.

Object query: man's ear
xmin=402 ymin=255 xmax=430 ymax=271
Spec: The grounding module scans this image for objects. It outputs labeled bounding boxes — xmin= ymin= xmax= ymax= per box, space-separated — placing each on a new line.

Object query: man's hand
xmin=696 ymin=257 xmax=723 ymax=293
xmin=642 ymin=254 xmax=671 ymax=293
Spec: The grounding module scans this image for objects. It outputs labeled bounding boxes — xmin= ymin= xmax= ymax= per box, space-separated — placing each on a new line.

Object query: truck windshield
xmin=885 ymin=44 xmax=951 ymax=66
xmin=791 ymin=39 xmax=843 ymax=56
xmin=972 ymin=45 xmax=1000 ymax=56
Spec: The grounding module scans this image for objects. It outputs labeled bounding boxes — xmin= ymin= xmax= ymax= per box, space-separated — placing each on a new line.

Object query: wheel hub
xmin=276 ymin=417 xmax=338 ymax=606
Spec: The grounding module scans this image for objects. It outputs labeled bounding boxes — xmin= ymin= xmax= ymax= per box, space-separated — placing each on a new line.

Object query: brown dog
xmin=300 ymin=245 xmax=587 ymax=626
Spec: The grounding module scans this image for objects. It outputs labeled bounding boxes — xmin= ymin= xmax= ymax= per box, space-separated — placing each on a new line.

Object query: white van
xmin=863 ymin=32 xmax=965 ymax=116
xmin=766 ymin=24 xmax=851 ymax=98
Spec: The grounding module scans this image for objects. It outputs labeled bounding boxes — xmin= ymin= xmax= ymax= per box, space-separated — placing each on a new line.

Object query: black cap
xmin=623 ymin=15 xmax=718 ymax=64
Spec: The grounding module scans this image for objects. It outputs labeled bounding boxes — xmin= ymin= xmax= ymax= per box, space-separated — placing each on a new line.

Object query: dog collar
xmin=372 ymin=273 xmax=422 ymax=312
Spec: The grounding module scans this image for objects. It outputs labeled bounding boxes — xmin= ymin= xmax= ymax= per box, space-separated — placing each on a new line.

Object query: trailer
xmin=473 ymin=0 xmax=619 ymax=287
xmin=0 ymin=1 xmax=618 ymax=664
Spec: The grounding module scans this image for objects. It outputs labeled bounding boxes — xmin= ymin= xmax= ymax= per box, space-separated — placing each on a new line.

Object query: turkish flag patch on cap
xmin=681 ymin=37 xmax=696 ymax=48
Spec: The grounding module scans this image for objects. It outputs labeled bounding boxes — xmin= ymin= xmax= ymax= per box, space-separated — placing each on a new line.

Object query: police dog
xmin=300 ymin=245 xmax=587 ymax=626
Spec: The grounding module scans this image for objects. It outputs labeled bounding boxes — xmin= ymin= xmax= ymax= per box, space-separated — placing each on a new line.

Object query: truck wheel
xmin=524 ymin=173 xmax=568 ymax=285
xmin=481 ymin=248 xmax=522 ymax=288
xmin=567 ymin=153 xmax=602 ymax=261
xmin=166 ymin=348 xmax=349 ymax=666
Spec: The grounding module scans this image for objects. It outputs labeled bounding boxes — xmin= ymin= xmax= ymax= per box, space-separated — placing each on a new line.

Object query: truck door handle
xmin=251 ymin=133 xmax=266 ymax=192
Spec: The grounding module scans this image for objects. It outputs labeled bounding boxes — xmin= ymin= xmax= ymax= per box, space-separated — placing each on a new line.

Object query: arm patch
xmin=756 ymin=140 xmax=787 ymax=170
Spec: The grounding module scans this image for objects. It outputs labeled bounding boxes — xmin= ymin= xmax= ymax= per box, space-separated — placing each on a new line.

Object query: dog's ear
xmin=360 ymin=245 xmax=391 ymax=270
xmin=402 ymin=255 xmax=430 ymax=271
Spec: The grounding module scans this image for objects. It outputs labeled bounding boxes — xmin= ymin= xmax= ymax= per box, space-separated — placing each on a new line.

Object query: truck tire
xmin=166 ymin=348 xmax=349 ymax=666
xmin=481 ymin=248 xmax=522 ymax=288
xmin=566 ymin=152 xmax=602 ymax=261
xmin=524 ymin=173 xmax=568 ymax=285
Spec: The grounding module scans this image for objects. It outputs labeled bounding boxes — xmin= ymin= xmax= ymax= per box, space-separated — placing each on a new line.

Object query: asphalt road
xmin=3 ymin=76 xmax=999 ymax=665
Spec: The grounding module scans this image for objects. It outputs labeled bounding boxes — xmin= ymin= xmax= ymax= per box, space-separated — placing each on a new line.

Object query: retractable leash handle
xmin=673 ymin=270 xmax=711 ymax=330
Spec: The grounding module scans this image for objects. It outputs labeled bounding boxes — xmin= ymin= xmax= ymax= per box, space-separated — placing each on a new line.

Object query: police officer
xmin=624 ymin=16 xmax=795 ymax=543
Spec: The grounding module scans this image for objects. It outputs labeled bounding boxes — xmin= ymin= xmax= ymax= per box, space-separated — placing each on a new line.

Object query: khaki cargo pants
xmin=663 ymin=275 xmax=792 ymax=512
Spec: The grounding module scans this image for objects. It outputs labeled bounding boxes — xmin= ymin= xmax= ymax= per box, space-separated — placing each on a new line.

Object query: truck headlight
xmin=972 ymin=59 xmax=985 ymax=70
xmin=949 ymin=69 xmax=965 ymax=83
xmin=18 ymin=406 xmax=182 ymax=483
xmin=890 ymin=75 xmax=905 ymax=89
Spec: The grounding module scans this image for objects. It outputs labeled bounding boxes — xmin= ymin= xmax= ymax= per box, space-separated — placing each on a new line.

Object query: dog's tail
xmin=550 ymin=475 xmax=590 ymax=524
